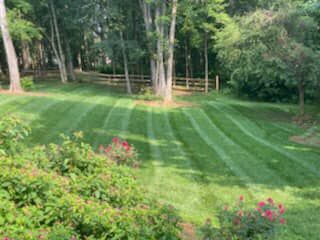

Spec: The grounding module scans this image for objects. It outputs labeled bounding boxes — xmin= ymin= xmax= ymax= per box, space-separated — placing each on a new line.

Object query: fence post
xmin=216 ymin=75 xmax=220 ymax=91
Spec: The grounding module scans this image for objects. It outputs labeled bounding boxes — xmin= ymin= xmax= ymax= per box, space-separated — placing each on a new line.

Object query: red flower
xmin=239 ymin=195 xmax=244 ymax=201
xmin=267 ymin=198 xmax=274 ymax=206
xmin=280 ymin=218 xmax=286 ymax=224
xmin=112 ymin=137 xmax=119 ymax=144
xmin=258 ymin=201 xmax=266 ymax=207
xmin=256 ymin=207 xmax=262 ymax=212
xmin=278 ymin=203 xmax=285 ymax=214
xmin=265 ymin=210 xmax=273 ymax=221
xmin=238 ymin=210 xmax=244 ymax=218
xmin=122 ymin=141 xmax=129 ymax=147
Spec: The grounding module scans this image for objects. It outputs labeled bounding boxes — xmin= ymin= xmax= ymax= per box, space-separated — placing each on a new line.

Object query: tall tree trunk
xmin=120 ymin=31 xmax=132 ymax=94
xmin=0 ymin=0 xmax=22 ymax=92
xmin=49 ymin=0 xmax=67 ymax=83
xmin=164 ymin=0 xmax=177 ymax=101
xmin=140 ymin=0 xmax=157 ymax=90
xmin=155 ymin=4 xmax=165 ymax=96
xmin=77 ymin=52 xmax=82 ymax=72
xmin=22 ymin=41 xmax=32 ymax=71
xmin=204 ymin=33 xmax=209 ymax=93
xmin=185 ymin=39 xmax=189 ymax=89
xmin=65 ymin=38 xmax=76 ymax=81
xmin=298 ymin=78 xmax=305 ymax=116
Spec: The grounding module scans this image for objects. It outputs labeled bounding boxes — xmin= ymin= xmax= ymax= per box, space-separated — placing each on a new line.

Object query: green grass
xmin=1 ymin=82 xmax=320 ymax=239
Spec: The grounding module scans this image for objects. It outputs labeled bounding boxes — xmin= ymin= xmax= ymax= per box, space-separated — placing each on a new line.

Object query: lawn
xmin=1 ymin=82 xmax=319 ymax=239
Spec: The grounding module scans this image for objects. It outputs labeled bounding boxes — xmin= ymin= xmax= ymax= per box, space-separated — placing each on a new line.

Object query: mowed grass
xmin=1 ymin=82 xmax=320 ymax=239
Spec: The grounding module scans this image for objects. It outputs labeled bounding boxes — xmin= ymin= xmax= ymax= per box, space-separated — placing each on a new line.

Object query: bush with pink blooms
xmin=99 ymin=137 xmax=139 ymax=167
xmin=200 ymin=196 xmax=286 ymax=240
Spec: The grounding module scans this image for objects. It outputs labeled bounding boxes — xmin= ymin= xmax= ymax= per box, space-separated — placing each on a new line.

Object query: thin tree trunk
xmin=204 ymin=33 xmax=209 ymax=93
xmin=185 ymin=39 xmax=189 ymax=89
xmin=140 ymin=0 xmax=157 ymax=90
xmin=120 ymin=31 xmax=132 ymax=94
xmin=164 ymin=0 xmax=177 ymax=101
xmin=22 ymin=41 xmax=32 ymax=70
xmin=298 ymin=78 xmax=305 ymax=116
xmin=50 ymin=0 xmax=67 ymax=83
xmin=77 ymin=52 xmax=82 ymax=72
xmin=65 ymin=38 xmax=76 ymax=81
xmin=155 ymin=4 xmax=165 ymax=96
xmin=48 ymin=19 xmax=66 ymax=84
xmin=0 ymin=0 xmax=22 ymax=92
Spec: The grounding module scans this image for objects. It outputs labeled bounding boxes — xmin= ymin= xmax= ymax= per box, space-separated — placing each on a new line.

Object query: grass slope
xmin=1 ymin=82 xmax=319 ymax=239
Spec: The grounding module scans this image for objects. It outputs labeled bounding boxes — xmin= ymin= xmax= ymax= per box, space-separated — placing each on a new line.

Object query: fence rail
xmin=79 ymin=71 xmax=219 ymax=92
xmin=22 ymin=70 xmax=220 ymax=92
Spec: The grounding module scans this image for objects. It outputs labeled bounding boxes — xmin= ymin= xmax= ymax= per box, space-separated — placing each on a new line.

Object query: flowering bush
xmin=99 ymin=137 xmax=139 ymax=167
xmin=200 ymin=196 xmax=286 ymax=240
xmin=0 ymin=127 xmax=182 ymax=239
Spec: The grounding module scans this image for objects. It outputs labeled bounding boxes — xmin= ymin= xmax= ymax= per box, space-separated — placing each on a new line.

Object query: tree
xmin=139 ymin=0 xmax=178 ymax=101
xmin=179 ymin=0 xmax=229 ymax=93
xmin=0 ymin=0 xmax=22 ymax=92
xmin=216 ymin=6 xmax=320 ymax=116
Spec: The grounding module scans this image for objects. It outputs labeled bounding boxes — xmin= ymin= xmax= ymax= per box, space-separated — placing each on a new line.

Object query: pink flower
xmin=124 ymin=145 xmax=131 ymax=152
xmin=258 ymin=201 xmax=266 ymax=207
xmin=99 ymin=144 xmax=104 ymax=151
xmin=280 ymin=218 xmax=286 ymax=224
xmin=256 ymin=207 xmax=262 ymax=212
xmin=112 ymin=137 xmax=119 ymax=144
xmin=105 ymin=146 xmax=112 ymax=153
xmin=122 ymin=141 xmax=129 ymax=147
xmin=239 ymin=195 xmax=244 ymax=201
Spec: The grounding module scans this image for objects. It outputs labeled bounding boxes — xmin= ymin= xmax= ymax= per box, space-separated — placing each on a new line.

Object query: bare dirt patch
xmin=180 ymin=223 xmax=197 ymax=240
xmin=173 ymin=89 xmax=194 ymax=96
xmin=135 ymin=99 xmax=196 ymax=108
xmin=0 ymin=90 xmax=49 ymax=97
xmin=290 ymin=131 xmax=320 ymax=148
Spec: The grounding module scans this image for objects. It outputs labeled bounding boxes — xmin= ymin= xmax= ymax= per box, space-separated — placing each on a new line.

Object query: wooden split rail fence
xmin=22 ymin=70 xmax=220 ymax=92
xmin=79 ymin=71 xmax=220 ymax=92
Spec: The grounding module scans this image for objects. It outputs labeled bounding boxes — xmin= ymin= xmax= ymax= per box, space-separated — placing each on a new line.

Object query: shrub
xmin=0 ymin=126 xmax=182 ymax=239
xmin=21 ymin=77 xmax=35 ymax=91
xmin=0 ymin=115 xmax=31 ymax=156
xmin=200 ymin=196 xmax=286 ymax=240
xmin=35 ymin=132 xmax=106 ymax=176
xmin=99 ymin=137 xmax=139 ymax=167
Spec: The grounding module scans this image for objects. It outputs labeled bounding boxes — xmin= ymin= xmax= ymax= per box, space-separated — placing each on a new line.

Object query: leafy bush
xmin=138 ymin=86 xmax=155 ymax=100
xmin=21 ymin=77 xmax=35 ymax=91
xmin=99 ymin=137 xmax=139 ymax=167
xmin=0 ymin=123 xmax=182 ymax=239
xmin=34 ymin=132 xmax=106 ymax=176
xmin=0 ymin=115 xmax=31 ymax=156
xmin=200 ymin=196 xmax=286 ymax=240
